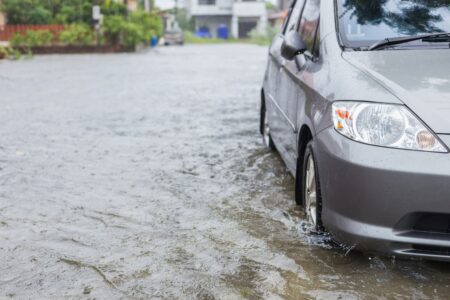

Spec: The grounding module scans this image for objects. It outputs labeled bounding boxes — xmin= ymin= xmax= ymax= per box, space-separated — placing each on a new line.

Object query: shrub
xmin=10 ymin=30 xmax=53 ymax=47
xmin=55 ymin=3 xmax=93 ymax=24
xmin=0 ymin=45 xmax=24 ymax=59
xmin=249 ymin=25 xmax=278 ymax=45
xmin=59 ymin=24 xmax=95 ymax=46
xmin=101 ymin=1 xmax=127 ymax=17
xmin=2 ymin=0 xmax=92 ymax=25
xmin=1 ymin=0 xmax=52 ymax=25
xmin=129 ymin=10 xmax=163 ymax=38
xmin=102 ymin=11 xmax=163 ymax=49
xmin=102 ymin=15 xmax=126 ymax=45
xmin=121 ymin=22 xmax=146 ymax=49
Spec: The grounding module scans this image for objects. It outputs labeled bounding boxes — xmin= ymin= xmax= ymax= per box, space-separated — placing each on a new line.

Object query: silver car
xmin=261 ymin=0 xmax=450 ymax=260
xmin=164 ymin=29 xmax=184 ymax=46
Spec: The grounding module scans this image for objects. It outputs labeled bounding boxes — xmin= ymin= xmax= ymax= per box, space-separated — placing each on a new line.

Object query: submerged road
xmin=0 ymin=44 xmax=449 ymax=299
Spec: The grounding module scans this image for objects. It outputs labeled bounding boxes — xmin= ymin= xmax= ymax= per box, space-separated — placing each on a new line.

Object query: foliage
xmin=0 ymin=45 xmax=23 ymax=59
xmin=10 ymin=30 xmax=54 ymax=47
xmin=54 ymin=1 xmax=94 ymax=24
xmin=248 ymin=25 xmax=278 ymax=45
xmin=129 ymin=10 xmax=163 ymax=37
xmin=1 ymin=0 xmax=94 ymax=25
xmin=265 ymin=1 xmax=276 ymax=11
xmin=102 ymin=11 xmax=163 ymax=48
xmin=1 ymin=0 xmax=164 ymax=51
xmin=102 ymin=15 xmax=126 ymax=45
xmin=101 ymin=0 xmax=127 ymax=17
xmin=1 ymin=0 xmax=52 ymax=24
xmin=137 ymin=0 xmax=155 ymax=10
xmin=59 ymin=23 xmax=96 ymax=45
xmin=175 ymin=9 xmax=194 ymax=31
xmin=121 ymin=22 xmax=146 ymax=48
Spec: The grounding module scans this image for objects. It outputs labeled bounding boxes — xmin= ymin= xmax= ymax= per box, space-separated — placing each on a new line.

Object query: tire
xmin=260 ymin=101 xmax=275 ymax=151
xmin=296 ymin=142 xmax=323 ymax=231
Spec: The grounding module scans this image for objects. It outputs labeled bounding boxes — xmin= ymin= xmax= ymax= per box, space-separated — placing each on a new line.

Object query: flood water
xmin=0 ymin=44 xmax=449 ymax=299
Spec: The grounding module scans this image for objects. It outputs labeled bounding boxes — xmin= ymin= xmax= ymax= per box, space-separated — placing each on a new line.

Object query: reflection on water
xmin=0 ymin=45 xmax=449 ymax=299
xmin=339 ymin=0 xmax=450 ymax=45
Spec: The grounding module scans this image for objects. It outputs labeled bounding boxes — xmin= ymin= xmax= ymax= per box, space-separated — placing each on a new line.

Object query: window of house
xmin=298 ymin=0 xmax=320 ymax=56
xmin=198 ymin=0 xmax=216 ymax=5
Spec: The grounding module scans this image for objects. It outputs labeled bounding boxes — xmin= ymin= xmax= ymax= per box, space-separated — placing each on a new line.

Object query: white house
xmin=186 ymin=0 xmax=267 ymax=38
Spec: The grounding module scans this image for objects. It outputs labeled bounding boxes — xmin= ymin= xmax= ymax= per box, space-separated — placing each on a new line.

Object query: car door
xmin=267 ymin=0 xmax=306 ymax=154
xmin=279 ymin=0 xmax=321 ymax=171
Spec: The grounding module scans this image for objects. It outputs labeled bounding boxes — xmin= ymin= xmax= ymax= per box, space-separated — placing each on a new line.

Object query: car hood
xmin=342 ymin=50 xmax=450 ymax=134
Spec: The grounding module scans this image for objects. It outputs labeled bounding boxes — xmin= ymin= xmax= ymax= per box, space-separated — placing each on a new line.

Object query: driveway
xmin=0 ymin=44 xmax=449 ymax=299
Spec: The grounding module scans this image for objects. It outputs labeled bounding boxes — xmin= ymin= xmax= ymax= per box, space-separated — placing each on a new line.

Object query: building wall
xmin=188 ymin=0 xmax=233 ymax=16
xmin=188 ymin=0 xmax=267 ymax=38
xmin=232 ymin=0 xmax=267 ymax=37
xmin=194 ymin=15 xmax=232 ymax=37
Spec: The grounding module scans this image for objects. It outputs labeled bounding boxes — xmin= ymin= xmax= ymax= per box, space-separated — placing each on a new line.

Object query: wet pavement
xmin=0 ymin=44 xmax=449 ymax=299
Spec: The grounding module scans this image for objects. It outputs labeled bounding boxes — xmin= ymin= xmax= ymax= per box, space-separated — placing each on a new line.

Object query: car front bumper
xmin=164 ymin=36 xmax=183 ymax=44
xmin=315 ymin=127 xmax=450 ymax=261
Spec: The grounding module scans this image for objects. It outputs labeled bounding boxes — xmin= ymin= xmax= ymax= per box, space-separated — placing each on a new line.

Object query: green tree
xmin=176 ymin=8 xmax=194 ymax=31
xmin=59 ymin=23 xmax=95 ymax=45
xmin=102 ymin=10 xmax=163 ymax=48
xmin=129 ymin=10 xmax=163 ymax=37
xmin=1 ymin=0 xmax=52 ymax=24
xmin=1 ymin=0 xmax=94 ymax=24
xmin=101 ymin=0 xmax=127 ymax=17
xmin=54 ymin=0 xmax=95 ymax=24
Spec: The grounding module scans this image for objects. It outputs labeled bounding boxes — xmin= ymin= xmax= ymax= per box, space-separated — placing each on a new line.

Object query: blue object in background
xmin=151 ymin=36 xmax=158 ymax=47
xmin=217 ymin=24 xmax=229 ymax=40
xmin=195 ymin=27 xmax=212 ymax=38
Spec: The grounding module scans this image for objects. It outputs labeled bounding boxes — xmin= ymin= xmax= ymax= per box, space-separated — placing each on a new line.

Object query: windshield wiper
xmin=368 ymin=33 xmax=450 ymax=51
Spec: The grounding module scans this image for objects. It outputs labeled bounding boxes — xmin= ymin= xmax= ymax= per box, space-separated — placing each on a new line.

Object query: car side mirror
xmin=281 ymin=31 xmax=307 ymax=60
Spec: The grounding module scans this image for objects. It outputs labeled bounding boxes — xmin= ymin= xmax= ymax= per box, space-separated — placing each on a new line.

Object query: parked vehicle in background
xmin=261 ymin=0 xmax=450 ymax=261
xmin=164 ymin=29 xmax=184 ymax=45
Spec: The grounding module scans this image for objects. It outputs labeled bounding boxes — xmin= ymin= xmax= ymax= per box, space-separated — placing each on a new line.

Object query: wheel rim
xmin=305 ymin=155 xmax=317 ymax=226
xmin=263 ymin=110 xmax=270 ymax=147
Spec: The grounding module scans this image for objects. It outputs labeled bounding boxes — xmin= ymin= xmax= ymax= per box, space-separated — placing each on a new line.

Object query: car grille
xmin=413 ymin=213 xmax=450 ymax=234
xmin=411 ymin=244 xmax=450 ymax=256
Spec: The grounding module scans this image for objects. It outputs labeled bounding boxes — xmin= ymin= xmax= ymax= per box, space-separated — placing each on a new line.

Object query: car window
xmin=298 ymin=0 xmax=320 ymax=55
xmin=284 ymin=0 xmax=306 ymax=34
xmin=312 ymin=25 xmax=320 ymax=57
xmin=337 ymin=0 xmax=450 ymax=48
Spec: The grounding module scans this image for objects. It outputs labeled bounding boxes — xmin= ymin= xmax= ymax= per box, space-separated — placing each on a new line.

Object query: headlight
xmin=332 ymin=101 xmax=448 ymax=153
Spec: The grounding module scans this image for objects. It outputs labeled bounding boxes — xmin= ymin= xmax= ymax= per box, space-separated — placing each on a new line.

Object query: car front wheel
xmin=261 ymin=104 xmax=275 ymax=150
xmin=300 ymin=143 xmax=323 ymax=231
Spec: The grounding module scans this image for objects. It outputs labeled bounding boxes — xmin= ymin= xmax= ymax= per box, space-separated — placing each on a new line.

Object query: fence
xmin=0 ymin=25 xmax=65 ymax=41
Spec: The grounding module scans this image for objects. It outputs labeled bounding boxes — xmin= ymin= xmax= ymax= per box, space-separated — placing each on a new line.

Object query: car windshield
xmin=337 ymin=0 xmax=450 ymax=49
